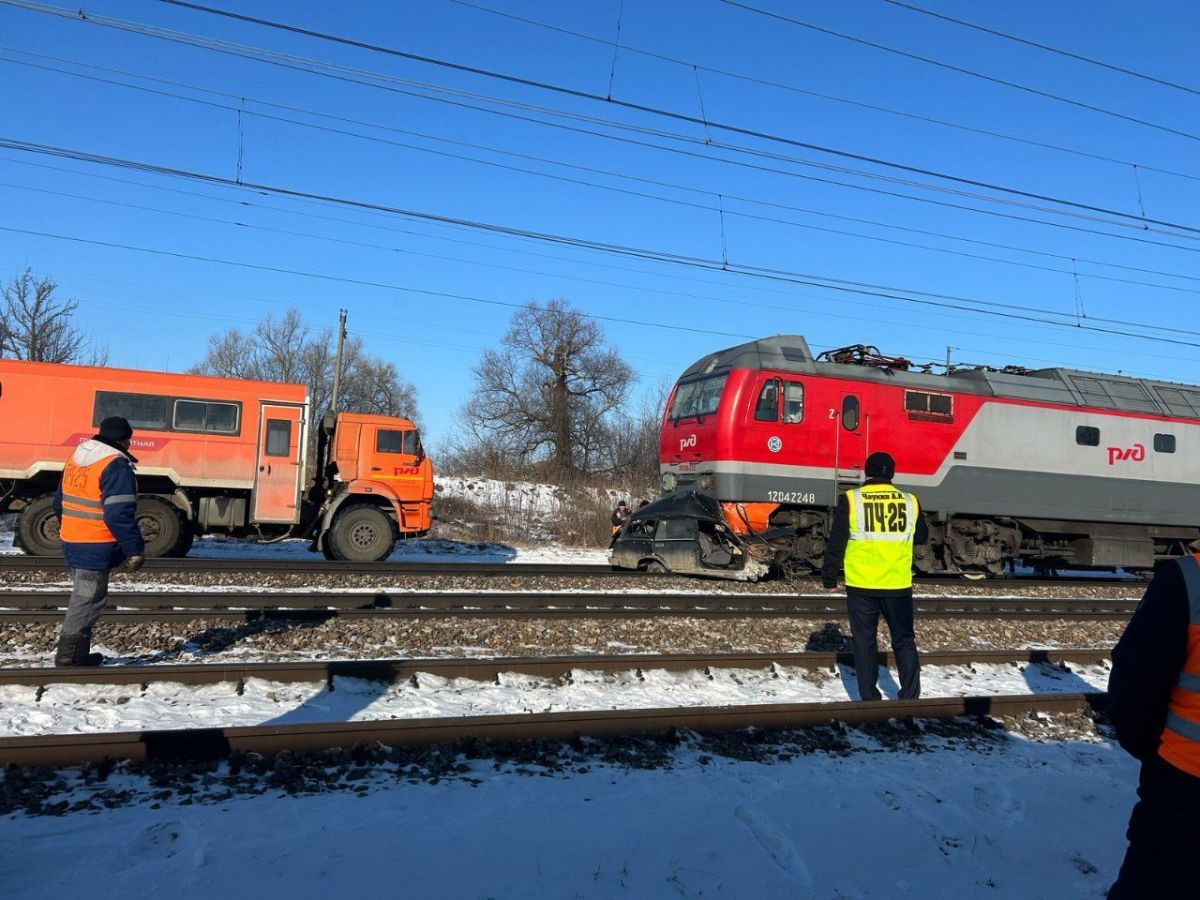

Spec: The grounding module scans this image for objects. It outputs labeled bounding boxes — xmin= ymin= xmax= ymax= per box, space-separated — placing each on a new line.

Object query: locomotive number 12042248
xmin=766 ymin=490 xmax=817 ymax=504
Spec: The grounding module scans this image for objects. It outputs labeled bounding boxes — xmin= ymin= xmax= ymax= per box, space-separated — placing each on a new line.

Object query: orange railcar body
xmin=0 ymin=360 xmax=433 ymax=554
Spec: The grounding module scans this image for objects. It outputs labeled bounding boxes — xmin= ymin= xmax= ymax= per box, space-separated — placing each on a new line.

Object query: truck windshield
xmin=668 ymin=373 xmax=728 ymax=421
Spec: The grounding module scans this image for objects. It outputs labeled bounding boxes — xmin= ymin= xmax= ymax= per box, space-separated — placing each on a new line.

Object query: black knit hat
xmin=96 ymin=416 xmax=133 ymax=443
xmin=864 ymin=451 xmax=896 ymax=480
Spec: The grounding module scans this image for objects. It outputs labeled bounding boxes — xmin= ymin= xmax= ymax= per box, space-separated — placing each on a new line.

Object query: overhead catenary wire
xmin=10 ymin=2 xmax=1200 ymax=254
xmin=7 ymin=0 xmax=1193 ymax=237
xmin=1 ymin=137 xmax=1198 ymax=348
xmin=720 ymin=0 xmax=1200 ymax=142
xmin=145 ymin=0 xmax=1200 ymax=234
xmin=6 ymin=50 xmax=1200 ymax=297
xmin=878 ymin=0 xmax=1200 ymax=98
xmin=444 ymin=0 xmax=1200 ymax=183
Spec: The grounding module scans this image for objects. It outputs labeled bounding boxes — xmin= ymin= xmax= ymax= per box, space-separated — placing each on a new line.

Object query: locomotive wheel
xmin=136 ymin=497 xmax=186 ymax=559
xmin=329 ymin=505 xmax=396 ymax=562
xmin=15 ymin=495 xmax=63 ymax=557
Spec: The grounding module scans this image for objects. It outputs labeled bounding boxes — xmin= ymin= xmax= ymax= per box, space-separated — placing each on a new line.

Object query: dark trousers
xmin=1109 ymin=754 xmax=1200 ymax=898
xmin=61 ymin=568 xmax=110 ymax=639
xmin=846 ymin=588 xmax=920 ymax=700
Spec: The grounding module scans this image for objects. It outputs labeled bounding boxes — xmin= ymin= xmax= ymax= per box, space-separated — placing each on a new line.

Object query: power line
xmin=7 ymin=52 xmax=1200 ymax=298
xmin=720 ymin=0 xmax=1200 ymax=142
xmin=878 ymin=0 xmax=1200 ymax=98
xmin=61 ymin=0 xmax=1188 ymax=234
xmin=12 ymin=3 xmax=1200 ymax=252
xmin=445 ymin=0 xmax=1200 ymax=183
xmin=2 ymin=138 xmax=1199 ymax=347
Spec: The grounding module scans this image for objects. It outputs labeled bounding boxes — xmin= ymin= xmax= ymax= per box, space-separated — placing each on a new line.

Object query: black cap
xmin=617 ymin=500 xmax=628 ymax=507
xmin=864 ymin=451 xmax=896 ymax=480
xmin=96 ymin=416 xmax=133 ymax=443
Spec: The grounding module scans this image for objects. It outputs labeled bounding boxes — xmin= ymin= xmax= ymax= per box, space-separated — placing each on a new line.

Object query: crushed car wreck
xmin=608 ymin=492 xmax=793 ymax=581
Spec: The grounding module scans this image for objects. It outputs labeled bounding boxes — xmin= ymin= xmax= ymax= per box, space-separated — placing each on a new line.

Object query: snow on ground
xmin=0 ymin=660 xmax=1109 ymax=737
xmin=186 ymin=535 xmax=612 ymax=565
xmin=0 ymin=728 xmax=1136 ymax=898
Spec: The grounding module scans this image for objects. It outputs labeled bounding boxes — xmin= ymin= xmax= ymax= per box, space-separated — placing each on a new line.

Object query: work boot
xmin=54 ymin=635 xmax=104 ymax=667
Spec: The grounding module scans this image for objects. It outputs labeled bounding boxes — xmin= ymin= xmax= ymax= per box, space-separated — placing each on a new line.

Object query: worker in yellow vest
xmin=821 ymin=451 xmax=928 ymax=700
xmin=1107 ymin=553 xmax=1200 ymax=897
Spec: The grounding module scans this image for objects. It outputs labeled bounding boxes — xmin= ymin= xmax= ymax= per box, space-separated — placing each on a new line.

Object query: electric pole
xmin=331 ymin=309 xmax=347 ymax=412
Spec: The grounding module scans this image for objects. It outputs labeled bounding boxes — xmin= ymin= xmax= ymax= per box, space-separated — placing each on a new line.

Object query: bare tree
xmin=598 ymin=378 xmax=670 ymax=494
xmin=191 ymin=308 xmax=420 ymax=423
xmin=455 ymin=299 xmax=634 ymax=480
xmin=1 ymin=269 xmax=108 ymax=364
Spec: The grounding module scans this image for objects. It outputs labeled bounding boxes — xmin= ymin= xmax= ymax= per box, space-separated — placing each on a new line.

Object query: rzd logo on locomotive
xmin=679 ymin=434 xmax=697 ymax=452
xmin=1107 ymin=443 xmax=1145 ymax=465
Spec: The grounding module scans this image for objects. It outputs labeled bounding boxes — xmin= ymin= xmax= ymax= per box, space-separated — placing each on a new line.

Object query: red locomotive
xmin=611 ymin=335 xmax=1200 ymax=579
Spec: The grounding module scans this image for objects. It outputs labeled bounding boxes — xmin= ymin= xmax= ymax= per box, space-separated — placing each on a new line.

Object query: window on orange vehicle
xmin=265 ymin=419 xmax=291 ymax=457
xmin=783 ymin=382 xmax=804 ymax=424
xmin=753 ymin=380 xmax=779 ymax=422
xmin=1154 ymin=433 xmax=1176 ymax=453
xmin=93 ymin=391 xmax=169 ymax=430
xmin=173 ymin=400 xmax=240 ymax=435
xmin=841 ymin=395 xmax=859 ymax=431
xmin=377 ymin=428 xmax=421 ymax=455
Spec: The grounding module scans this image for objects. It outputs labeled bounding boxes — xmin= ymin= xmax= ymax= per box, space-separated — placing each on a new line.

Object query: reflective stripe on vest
xmin=843 ymin=485 xmax=918 ymax=590
xmin=1158 ymin=553 xmax=1200 ymax=778
xmin=60 ymin=457 xmax=120 ymax=544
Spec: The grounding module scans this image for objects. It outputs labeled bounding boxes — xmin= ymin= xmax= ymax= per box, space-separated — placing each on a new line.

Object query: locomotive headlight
xmin=661 ymin=472 xmax=677 ymax=492
xmin=697 ymin=474 xmax=715 ymax=492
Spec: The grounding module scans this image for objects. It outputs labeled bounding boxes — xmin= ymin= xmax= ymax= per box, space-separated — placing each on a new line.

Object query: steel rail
xmin=0 ymin=648 xmax=1112 ymax=690
xmin=0 ymin=554 xmax=1145 ymax=586
xmin=0 ymin=590 xmax=1141 ymax=613
xmin=0 ymin=690 xmax=1107 ymax=767
xmin=0 ymin=555 xmax=625 ymax=577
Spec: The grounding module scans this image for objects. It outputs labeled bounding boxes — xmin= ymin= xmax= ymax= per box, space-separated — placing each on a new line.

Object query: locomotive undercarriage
xmin=764 ymin=505 xmax=1197 ymax=580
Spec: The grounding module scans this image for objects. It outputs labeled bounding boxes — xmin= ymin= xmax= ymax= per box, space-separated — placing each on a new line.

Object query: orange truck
xmin=0 ymin=360 xmax=434 ymax=561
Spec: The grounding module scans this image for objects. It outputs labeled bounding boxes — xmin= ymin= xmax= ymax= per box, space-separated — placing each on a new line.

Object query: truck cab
xmin=310 ymin=412 xmax=434 ymax=561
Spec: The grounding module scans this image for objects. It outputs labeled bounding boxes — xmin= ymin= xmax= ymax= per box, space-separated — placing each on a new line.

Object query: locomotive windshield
xmin=668 ymin=373 xmax=728 ymax=421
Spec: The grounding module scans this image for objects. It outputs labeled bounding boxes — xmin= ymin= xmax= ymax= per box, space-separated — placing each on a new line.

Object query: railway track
xmin=0 ymin=685 xmax=1107 ymax=767
xmin=0 ymin=647 xmax=1113 ymax=689
xmin=0 ymin=590 xmax=1139 ymax=621
xmin=0 ymin=554 xmax=1145 ymax=587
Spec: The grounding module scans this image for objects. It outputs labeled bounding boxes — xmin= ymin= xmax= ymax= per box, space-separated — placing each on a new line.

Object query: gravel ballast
xmin=0 ymin=614 xmax=1127 ymax=666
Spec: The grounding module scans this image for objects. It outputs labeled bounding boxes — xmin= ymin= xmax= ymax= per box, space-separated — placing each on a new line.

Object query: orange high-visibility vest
xmin=60 ymin=453 xmax=126 ymax=544
xmin=1158 ymin=553 xmax=1200 ymax=777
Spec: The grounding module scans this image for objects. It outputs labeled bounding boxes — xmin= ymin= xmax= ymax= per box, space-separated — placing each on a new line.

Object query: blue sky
xmin=1 ymin=0 xmax=1198 ymax=447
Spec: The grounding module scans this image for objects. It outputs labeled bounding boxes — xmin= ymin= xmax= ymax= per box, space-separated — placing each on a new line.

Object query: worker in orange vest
xmin=1108 ymin=552 xmax=1200 ymax=896
xmin=52 ymin=416 xmax=145 ymax=666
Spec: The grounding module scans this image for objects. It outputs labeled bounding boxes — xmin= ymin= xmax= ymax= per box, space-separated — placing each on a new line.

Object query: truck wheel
xmin=170 ymin=529 xmax=195 ymax=558
xmin=329 ymin=505 xmax=396 ymax=562
xmin=15 ymin=495 xmax=62 ymax=557
xmin=136 ymin=497 xmax=186 ymax=559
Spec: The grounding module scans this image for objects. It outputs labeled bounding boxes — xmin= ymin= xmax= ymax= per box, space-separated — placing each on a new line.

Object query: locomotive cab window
xmin=1076 ymin=426 xmax=1100 ymax=446
xmin=1154 ymin=433 xmax=1176 ymax=453
xmin=783 ymin=382 xmax=804 ymax=424
xmin=264 ymin=419 xmax=292 ymax=457
xmin=841 ymin=395 xmax=860 ymax=431
xmin=905 ymin=390 xmax=952 ymax=420
xmin=753 ymin=380 xmax=779 ymax=422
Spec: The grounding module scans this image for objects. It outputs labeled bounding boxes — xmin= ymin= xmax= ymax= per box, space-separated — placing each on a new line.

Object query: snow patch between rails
xmin=0 ymin=660 xmax=1110 ymax=737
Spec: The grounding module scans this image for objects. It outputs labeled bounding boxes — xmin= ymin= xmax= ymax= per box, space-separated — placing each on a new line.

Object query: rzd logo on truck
xmin=1107 ymin=444 xmax=1145 ymax=465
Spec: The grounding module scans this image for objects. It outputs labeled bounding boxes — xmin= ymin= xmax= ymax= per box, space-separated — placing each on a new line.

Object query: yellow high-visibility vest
xmin=844 ymin=483 xmax=919 ymax=589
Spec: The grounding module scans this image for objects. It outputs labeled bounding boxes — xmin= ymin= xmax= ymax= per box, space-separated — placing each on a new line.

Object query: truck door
xmin=835 ymin=393 xmax=866 ymax=479
xmin=253 ymin=404 xmax=303 ymax=524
